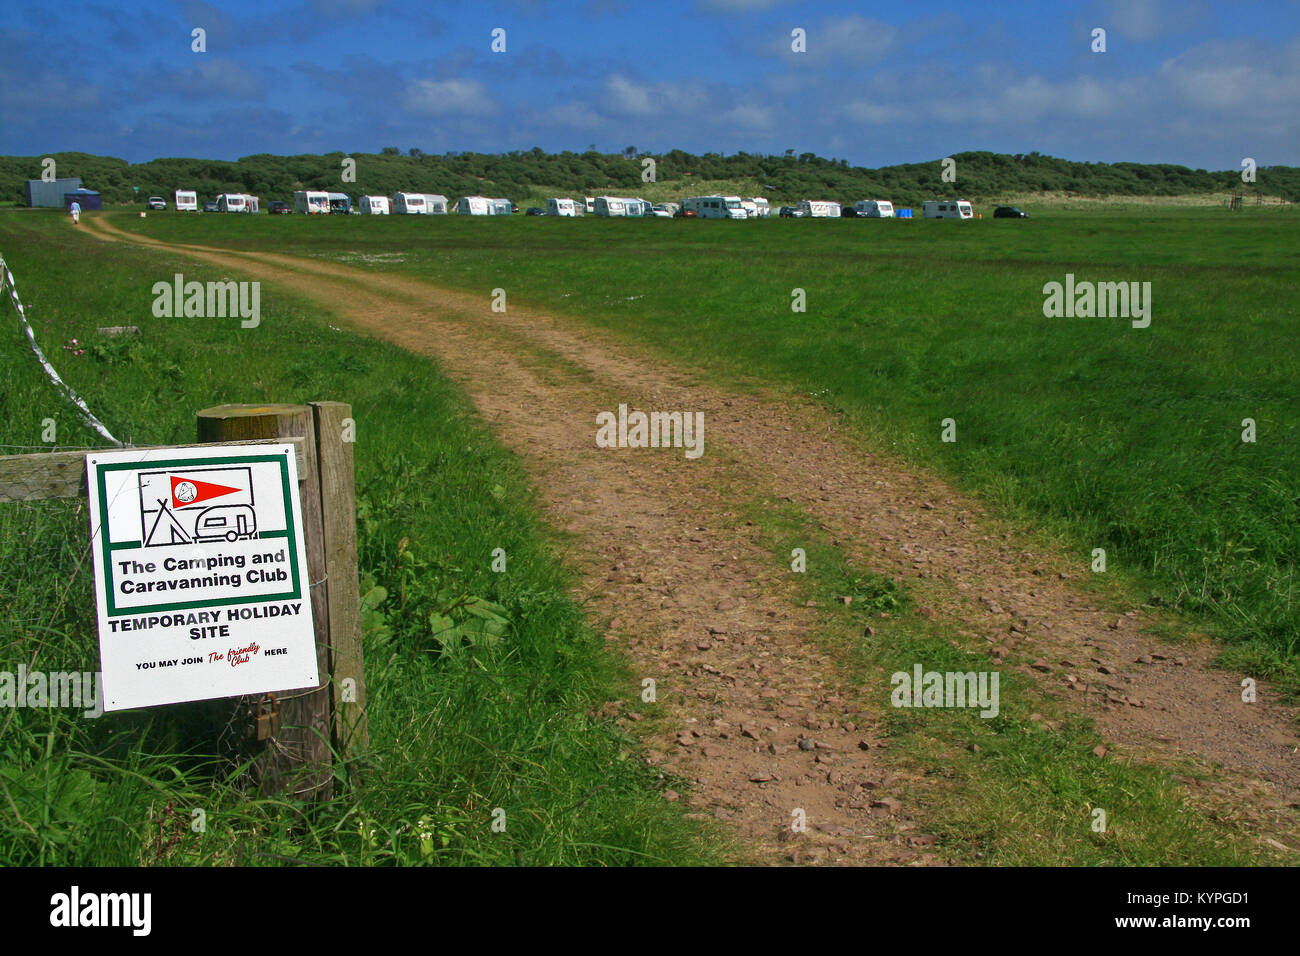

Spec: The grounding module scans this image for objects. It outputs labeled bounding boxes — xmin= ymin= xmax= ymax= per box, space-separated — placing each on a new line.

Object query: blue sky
xmin=4 ymin=0 xmax=1297 ymax=169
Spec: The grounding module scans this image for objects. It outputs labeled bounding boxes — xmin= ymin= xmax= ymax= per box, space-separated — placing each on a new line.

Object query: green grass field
xmin=105 ymin=205 xmax=1300 ymax=678
xmin=2 ymin=203 xmax=1296 ymax=866
xmin=0 ymin=210 xmax=728 ymax=866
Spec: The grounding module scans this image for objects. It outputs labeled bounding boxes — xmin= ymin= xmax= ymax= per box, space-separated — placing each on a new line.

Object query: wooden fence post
xmin=310 ymin=401 xmax=368 ymax=760
xmin=196 ymin=404 xmax=333 ymax=800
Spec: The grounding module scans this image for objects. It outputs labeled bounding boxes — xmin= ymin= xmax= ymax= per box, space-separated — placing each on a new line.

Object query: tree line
xmin=3 ymin=148 xmax=1295 ymax=207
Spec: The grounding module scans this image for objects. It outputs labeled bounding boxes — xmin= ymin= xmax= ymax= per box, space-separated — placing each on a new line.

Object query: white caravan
xmin=394 ymin=193 xmax=446 ymax=214
xmin=294 ymin=190 xmax=331 ymax=214
xmin=547 ymin=198 xmax=577 ymax=217
xmin=358 ymin=195 xmax=391 ymax=215
xmin=216 ymin=193 xmax=257 ymax=213
xmin=855 ymin=199 xmax=895 ymax=218
xmin=681 ymin=195 xmax=747 ymax=219
xmin=593 ymin=196 xmax=629 ymax=217
xmin=457 ymin=196 xmax=492 ymax=216
xmin=393 ymin=193 xmax=427 ymax=214
xmin=174 ymin=190 xmax=198 ymax=212
xmin=796 ymin=200 xmax=842 ymax=218
xmin=923 ymin=200 xmax=973 ymax=219
xmin=749 ymin=197 xmax=771 ymax=218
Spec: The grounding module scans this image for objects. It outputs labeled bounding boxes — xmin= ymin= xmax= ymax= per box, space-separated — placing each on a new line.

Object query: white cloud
xmin=403 ymin=78 xmax=498 ymax=116
xmin=843 ymin=101 xmax=906 ymax=124
xmin=604 ymin=74 xmax=710 ymax=115
xmin=724 ymin=104 xmax=774 ymax=129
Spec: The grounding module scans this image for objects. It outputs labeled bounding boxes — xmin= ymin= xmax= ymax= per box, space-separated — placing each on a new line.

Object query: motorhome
xmin=457 ymin=195 xmax=492 ymax=216
xmin=796 ymin=200 xmax=841 ymax=218
xmin=357 ymin=195 xmax=390 ymax=215
xmin=294 ymin=190 xmax=331 ymax=214
xmin=327 ymin=192 xmax=352 ymax=215
xmin=546 ymin=198 xmax=577 ymax=217
xmin=923 ymin=200 xmax=974 ymax=219
xmin=680 ymin=196 xmax=748 ymax=219
xmin=174 ymin=190 xmax=198 ymax=212
xmin=855 ymin=199 xmax=895 ymax=218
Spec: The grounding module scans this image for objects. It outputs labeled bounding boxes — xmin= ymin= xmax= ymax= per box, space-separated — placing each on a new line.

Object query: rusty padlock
xmin=253 ymin=694 xmax=280 ymax=741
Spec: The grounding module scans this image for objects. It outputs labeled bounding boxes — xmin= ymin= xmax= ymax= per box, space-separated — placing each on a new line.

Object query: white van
xmin=681 ymin=196 xmax=747 ymax=219
xmin=923 ymin=200 xmax=974 ymax=219
xmin=547 ymin=198 xmax=577 ymax=217
xmin=457 ymin=196 xmax=492 ymax=216
xmin=358 ymin=195 xmax=390 ymax=215
xmin=855 ymin=199 xmax=895 ymax=218
xmin=796 ymin=200 xmax=842 ymax=218
xmin=174 ymin=190 xmax=198 ymax=212
xmin=294 ymin=190 xmax=331 ymax=214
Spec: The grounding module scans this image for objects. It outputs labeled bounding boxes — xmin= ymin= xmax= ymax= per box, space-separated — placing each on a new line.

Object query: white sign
xmin=85 ymin=444 xmax=319 ymax=711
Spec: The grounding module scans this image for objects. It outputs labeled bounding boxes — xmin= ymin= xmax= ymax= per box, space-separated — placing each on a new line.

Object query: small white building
xmin=923 ymin=200 xmax=973 ymax=219
xmin=358 ymin=195 xmax=391 ymax=215
xmin=796 ymin=200 xmax=841 ymax=218
xmin=174 ymin=190 xmax=198 ymax=212
xmin=854 ymin=199 xmax=894 ymax=218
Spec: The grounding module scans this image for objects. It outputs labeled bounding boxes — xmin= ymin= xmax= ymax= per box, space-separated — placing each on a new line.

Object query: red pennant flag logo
xmin=171 ymin=475 xmax=242 ymax=509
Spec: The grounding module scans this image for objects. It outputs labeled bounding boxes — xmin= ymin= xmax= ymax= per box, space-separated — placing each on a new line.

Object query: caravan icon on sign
xmin=138 ymin=467 xmax=257 ymax=546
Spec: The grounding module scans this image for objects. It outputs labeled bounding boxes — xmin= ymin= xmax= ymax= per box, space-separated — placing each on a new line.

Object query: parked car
xmin=146 ymin=196 xmax=166 ymax=210
xmin=268 ymin=201 xmax=291 ymax=215
xmin=525 ymin=207 xmax=545 ymax=216
xmin=778 ymin=206 xmax=802 ymax=218
xmin=994 ymin=205 xmax=1029 ymax=218
xmin=202 ymin=201 xmax=219 ymax=213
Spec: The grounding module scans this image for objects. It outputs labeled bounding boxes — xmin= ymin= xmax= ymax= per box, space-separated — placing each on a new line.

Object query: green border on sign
xmin=93 ymin=453 xmax=303 ymax=616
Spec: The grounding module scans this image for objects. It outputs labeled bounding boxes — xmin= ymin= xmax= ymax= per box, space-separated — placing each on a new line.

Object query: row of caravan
xmin=791 ymin=199 xmax=973 ymax=219
xmin=295 ymin=192 xmax=517 ymax=216
xmin=171 ymin=190 xmax=258 ymax=213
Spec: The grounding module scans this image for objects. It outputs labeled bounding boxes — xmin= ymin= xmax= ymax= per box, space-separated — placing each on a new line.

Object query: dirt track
xmin=86 ymin=214 xmax=1300 ymax=863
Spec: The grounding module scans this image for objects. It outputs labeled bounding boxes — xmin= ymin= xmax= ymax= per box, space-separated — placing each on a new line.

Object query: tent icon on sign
xmin=138 ymin=467 xmax=257 ymax=547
